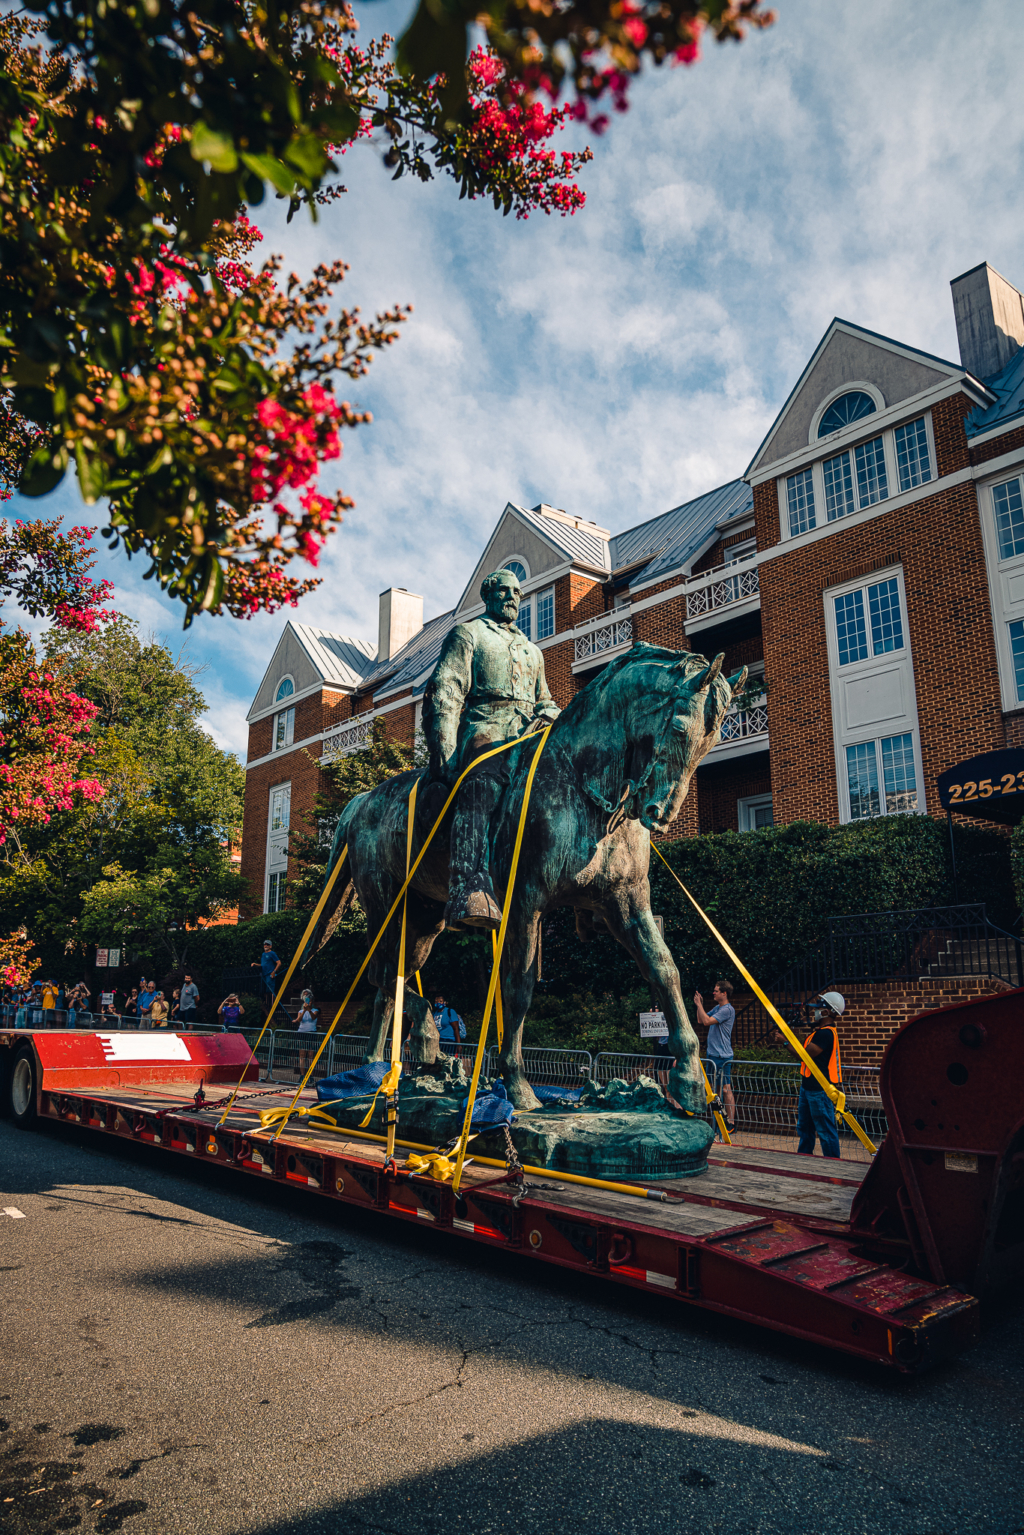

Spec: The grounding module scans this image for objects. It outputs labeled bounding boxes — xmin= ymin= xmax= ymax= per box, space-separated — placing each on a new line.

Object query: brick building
xmin=240 ymin=260 xmax=1024 ymax=917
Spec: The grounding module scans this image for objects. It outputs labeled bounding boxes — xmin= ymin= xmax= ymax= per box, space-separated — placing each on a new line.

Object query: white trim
xmin=759 ymin=463 xmax=974 ymax=567
xmin=976 ymin=465 xmax=1024 ymax=712
xmin=748 ymin=377 xmax=968 ymax=486
xmin=247 ymin=731 xmax=324 ymax=772
xmin=808 ymin=382 xmax=886 ymax=446
xmin=705 ymin=732 xmax=771 ymax=765
xmin=248 ymin=678 xmax=348 ymax=726
xmin=822 ymin=563 xmax=925 ymax=823
xmin=968 ymin=417 xmax=1024 ymax=450
xmin=970 ymin=444 xmax=1024 ymax=481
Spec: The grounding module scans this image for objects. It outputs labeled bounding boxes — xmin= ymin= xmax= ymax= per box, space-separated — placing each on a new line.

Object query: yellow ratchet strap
xmin=269 ymin=730 xmax=549 ymax=1140
xmin=700 ymin=1058 xmax=732 ymax=1145
xmin=491 ymin=930 xmax=505 ymax=1052
xmin=217 ymin=843 xmax=349 ymax=1126
xmin=650 ymin=843 xmax=875 ymax=1154
xmin=404 ymin=1151 xmax=456 ymax=1182
xmin=451 ymin=725 xmax=552 ymax=1195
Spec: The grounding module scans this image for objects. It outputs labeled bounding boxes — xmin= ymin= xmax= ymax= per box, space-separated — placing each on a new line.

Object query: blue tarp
xmin=531 ymin=1084 xmax=583 ymax=1103
xmin=316 ymin=1062 xmax=389 ymax=1102
xmin=460 ymin=1078 xmax=515 ymax=1128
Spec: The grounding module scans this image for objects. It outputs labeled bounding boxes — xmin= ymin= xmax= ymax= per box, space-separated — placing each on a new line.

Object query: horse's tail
xmin=297 ymin=796 xmax=364 ymax=970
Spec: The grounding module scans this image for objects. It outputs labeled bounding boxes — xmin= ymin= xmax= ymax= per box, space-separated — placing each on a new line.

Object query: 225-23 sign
xmin=946 ymin=772 xmax=1024 ymax=802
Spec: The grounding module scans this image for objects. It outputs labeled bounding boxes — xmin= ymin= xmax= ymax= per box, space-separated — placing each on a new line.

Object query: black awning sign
xmin=937 ymin=748 xmax=1024 ymax=825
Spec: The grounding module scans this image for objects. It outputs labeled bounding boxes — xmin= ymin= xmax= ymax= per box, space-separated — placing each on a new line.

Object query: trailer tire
xmin=4 ymin=1045 xmax=38 ymax=1128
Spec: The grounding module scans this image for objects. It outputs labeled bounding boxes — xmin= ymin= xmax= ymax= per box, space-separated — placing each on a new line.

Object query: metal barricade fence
xmin=512 ymin=1046 xmax=592 ymax=1089
xmin=591 ymin=1051 xmax=674 ymax=1085
xmin=232 ymin=1027 xmax=275 ymax=1081
xmin=268 ymin=1030 xmax=336 ymax=1088
xmin=0 ymin=1006 xmax=218 ymax=1033
xmin=704 ymin=1058 xmax=886 ymax=1163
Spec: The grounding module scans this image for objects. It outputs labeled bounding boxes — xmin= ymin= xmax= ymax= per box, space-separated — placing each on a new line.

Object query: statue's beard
xmin=499 ymin=602 xmax=518 ymax=621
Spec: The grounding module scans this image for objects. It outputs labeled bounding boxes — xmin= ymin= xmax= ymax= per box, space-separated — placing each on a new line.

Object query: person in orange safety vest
xmin=772 ymin=991 xmax=844 ymax=1159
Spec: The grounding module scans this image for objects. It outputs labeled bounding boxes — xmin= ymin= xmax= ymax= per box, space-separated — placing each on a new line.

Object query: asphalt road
xmin=2 ymin=1119 xmax=1022 ymax=1535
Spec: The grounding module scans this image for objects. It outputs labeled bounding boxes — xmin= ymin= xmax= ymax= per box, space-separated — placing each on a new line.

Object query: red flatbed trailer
xmin=3 ymin=989 xmax=1022 ymax=1373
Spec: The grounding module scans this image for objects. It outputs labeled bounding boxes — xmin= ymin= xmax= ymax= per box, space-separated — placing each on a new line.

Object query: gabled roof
xmin=967 ymin=346 xmax=1024 ymax=437
xmin=290 ymin=625 xmax=377 ymax=686
xmin=512 ymin=503 xmax=611 ymax=572
xmin=744 ymin=318 xmax=966 ymax=479
xmin=360 ymin=609 xmax=455 ymax=698
xmin=611 ymin=479 xmax=753 ymax=589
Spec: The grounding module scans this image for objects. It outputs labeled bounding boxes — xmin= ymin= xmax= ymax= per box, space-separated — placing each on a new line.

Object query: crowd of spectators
xmin=2 ymin=972 xmax=202 ymax=1029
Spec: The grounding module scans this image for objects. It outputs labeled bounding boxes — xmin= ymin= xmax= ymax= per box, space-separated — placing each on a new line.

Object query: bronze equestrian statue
xmin=301 ymin=567 xmax=746 ymax=1115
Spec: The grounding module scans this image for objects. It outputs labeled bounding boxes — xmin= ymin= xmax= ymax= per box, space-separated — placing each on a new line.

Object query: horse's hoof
xmin=507 ymin=1081 xmax=542 ymax=1113
xmin=445 ymin=889 xmax=503 ymax=931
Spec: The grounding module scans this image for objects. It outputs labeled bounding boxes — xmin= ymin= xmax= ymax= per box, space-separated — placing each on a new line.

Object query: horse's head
xmin=568 ymin=644 xmax=747 ymax=835
xmin=639 ymin=652 xmax=747 ymax=832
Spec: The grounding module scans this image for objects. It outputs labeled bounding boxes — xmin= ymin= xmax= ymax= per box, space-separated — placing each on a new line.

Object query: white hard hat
xmin=818 ymin=991 xmax=846 ymax=1016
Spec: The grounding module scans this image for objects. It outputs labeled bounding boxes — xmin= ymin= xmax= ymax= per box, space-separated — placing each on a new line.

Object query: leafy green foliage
xmin=0 ymin=615 xmax=245 ymax=973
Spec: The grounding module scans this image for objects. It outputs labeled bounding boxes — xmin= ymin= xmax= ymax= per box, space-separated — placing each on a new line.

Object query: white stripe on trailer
xmin=453 ymin=1217 xmax=475 ymax=1233
xmin=416 ymin=1207 xmax=436 ymax=1222
xmin=646 ymin=1270 xmax=675 ymax=1288
xmin=97 ymin=1034 xmax=192 ymax=1062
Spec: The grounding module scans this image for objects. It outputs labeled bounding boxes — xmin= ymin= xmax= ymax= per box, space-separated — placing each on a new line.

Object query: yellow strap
xmin=452 ymin=725 xmax=552 ymax=1194
xmin=405 ymin=1151 xmax=456 ymax=1182
xmin=269 ymin=731 xmax=547 ymax=1140
xmin=700 ymin=1057 xmax=731 ymax=1144
xmin=384 ymin=777 xmax=418 ymax=1159
xmin=217 ymin=843 xmax=349 ymax=1126
xmin=649 ymin=843 xmax=875 ymax=1154
xmin=358 ymin=1060 xmax=403 ymax=1129
xmin=491 ymin=930 xmax=504 ymax=1052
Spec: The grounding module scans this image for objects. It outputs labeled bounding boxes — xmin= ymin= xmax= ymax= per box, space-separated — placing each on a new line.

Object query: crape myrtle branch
xmin=398 ymin=0 xmax=776 ymax=129
xmin=2 ymin=8 xmax=591 ymax=621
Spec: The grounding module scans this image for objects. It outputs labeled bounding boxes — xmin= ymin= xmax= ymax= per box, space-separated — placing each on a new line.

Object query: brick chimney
xmin=950 ymin=261 xmax=1024 ymax=382
xmin=377 ymin=587 xmax=423 ymax=663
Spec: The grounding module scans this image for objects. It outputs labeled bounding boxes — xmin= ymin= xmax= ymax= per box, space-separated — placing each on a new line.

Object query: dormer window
xmin=504 ymin=559 xmax=528 ymax=584
xmin=276 ymin=677 xmax=294 ymax=701
xmin=817 ymin=391 xmax=877 ymax=438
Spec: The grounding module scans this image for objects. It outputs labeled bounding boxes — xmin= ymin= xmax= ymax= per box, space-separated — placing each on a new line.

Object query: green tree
xmin=0 ymin=615 xmax=245 ymax=971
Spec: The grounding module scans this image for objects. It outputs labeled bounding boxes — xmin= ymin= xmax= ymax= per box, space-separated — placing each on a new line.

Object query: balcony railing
xmin=573 ymin=613 xmax=633 ymax=663
xmin=716 ymin=696 xmax=768 ymax=746
xmin=685 ymin=558 xmax=759 ymax=620
xmin=322 ymin=713 xmax=375 ymax=760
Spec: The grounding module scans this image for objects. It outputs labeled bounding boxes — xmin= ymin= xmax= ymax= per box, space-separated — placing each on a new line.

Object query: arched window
xmin=275 ymin=677 xmax=295 ymax=701
xmin=818 ymin=391 xmax=877 ymax=438
xmin=504 ymin=559 xmax=528 ymax=584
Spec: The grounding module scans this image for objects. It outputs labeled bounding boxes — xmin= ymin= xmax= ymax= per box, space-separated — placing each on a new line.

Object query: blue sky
xmin=8 ymin=0 xmax=1023 ymax=755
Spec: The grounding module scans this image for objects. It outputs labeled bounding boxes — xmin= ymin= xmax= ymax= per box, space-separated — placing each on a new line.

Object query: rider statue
xmin=423 ymin=568 xmax=560 ymax=931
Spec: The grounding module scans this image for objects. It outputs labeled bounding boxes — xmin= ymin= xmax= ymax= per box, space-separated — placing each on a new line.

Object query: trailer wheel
xmin=5 ymin=1045 xmax=38 ymax=1128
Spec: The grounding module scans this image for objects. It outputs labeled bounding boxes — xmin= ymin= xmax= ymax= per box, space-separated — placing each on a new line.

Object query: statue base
xmin=314 ymin=1058 xmax=713 ymax=1182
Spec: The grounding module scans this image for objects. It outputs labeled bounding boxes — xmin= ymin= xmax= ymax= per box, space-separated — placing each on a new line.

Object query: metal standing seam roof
xmin=966 ymin=347 xmax=1024 ymax=437
xmin=512 ymin=503 xmax=611 ymax=572
xmin=360 ymin=608 xmax=456 ymax=698
xmin=610 ymin=478 xmax=754 ymax=589
xmin=290 ymin=625 xmax=378 ymax=687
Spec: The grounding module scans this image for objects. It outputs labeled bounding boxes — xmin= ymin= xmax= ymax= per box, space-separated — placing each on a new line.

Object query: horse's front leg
xmin=365 ymin=986 xmax=394 ymax=1064
xmin=495 ymin=906 xmax=542 ymax=1112
xmin=604 ymin=901 xmax=704 ymax=1114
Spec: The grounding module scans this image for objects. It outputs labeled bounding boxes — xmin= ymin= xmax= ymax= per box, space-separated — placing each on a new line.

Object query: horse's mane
xmin=554 ymin=641 xmax=711 ymax=731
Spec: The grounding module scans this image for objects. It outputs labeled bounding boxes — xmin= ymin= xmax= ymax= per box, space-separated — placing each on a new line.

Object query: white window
xmin=738 ymin=794 xmax=774 ymax=831
xmin=275 ymin=676 xmax=295 ymax=701
xmin=894 ymin=418 xmax=932 ymax=492
xmin=825 ymin=567 xmax=923 ymax=823
xmin=270 ymin=785 xmax=291 ymax=831
xmin=517 ymin=598 xmax=532 ymax=640
xmin=993 ymin=475 xmax=1024 ymax=561
xmin=504 ymin=558 xmax=529 ymax=584
xmin=854 ymin=435 xmax=889 ymax=507
xmin=727 ymin=537 xmax=757 ymax=565
xmin=266 ymin=871 xmax=287 ymax=913
xmin=274 ymin=705 xmax=295 ymax=751
xmin=823 ymin=450 xmax=856 ymax=522
xmin=536 ymin=586 xmax=555 ymax=640
xmin=787 ymin=469 xmax=815 ymax=535
xmin=845 ymin=733 xmax=919 ymax=819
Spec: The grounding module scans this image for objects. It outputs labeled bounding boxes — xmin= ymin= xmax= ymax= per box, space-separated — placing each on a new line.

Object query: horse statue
xmin=300 ymin=643 xmax=746 ymax=1114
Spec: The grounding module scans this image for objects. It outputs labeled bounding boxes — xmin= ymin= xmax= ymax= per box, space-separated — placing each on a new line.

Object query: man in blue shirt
xmin=432 ymin=994 xmax=466 ymax=1045
xmin=694 ymin=979 xmax=737 ymax=1131
xmin=252 ymin=940 xmax=281 ymax=1004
